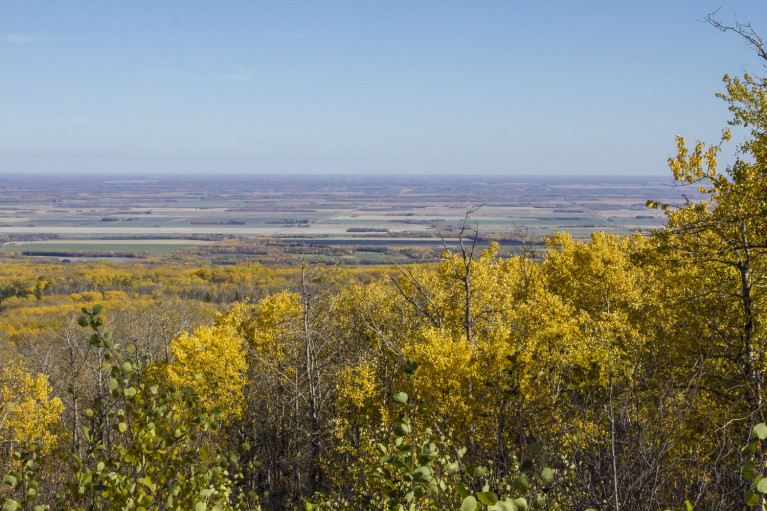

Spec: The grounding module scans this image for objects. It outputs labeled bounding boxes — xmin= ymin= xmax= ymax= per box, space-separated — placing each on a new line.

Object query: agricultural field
xmin=0 ymin=173 xmax=687 ymax=261
xmin=0 ymin=239 xmax=212 ymax=258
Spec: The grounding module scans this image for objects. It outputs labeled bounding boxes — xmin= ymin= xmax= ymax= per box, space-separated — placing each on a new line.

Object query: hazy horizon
xmin=0 ymin=171 xmax=675 ymax=180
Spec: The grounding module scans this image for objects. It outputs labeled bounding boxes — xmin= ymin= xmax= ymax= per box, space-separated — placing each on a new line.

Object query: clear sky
xmin=1 ymin=1 xmax=766 ymax=176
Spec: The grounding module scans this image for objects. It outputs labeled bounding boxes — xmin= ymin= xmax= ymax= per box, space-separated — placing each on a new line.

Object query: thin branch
xmin=706 ymin=11 xmax=767 ymax=63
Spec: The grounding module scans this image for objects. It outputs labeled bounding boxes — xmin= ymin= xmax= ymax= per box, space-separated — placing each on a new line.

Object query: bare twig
xmin=706 ymin=11 xmax=767 ymax=63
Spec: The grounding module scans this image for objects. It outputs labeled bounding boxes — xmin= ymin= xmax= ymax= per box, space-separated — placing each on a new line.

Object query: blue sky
xmin=1 ymin=1 xmax=766 ymax=176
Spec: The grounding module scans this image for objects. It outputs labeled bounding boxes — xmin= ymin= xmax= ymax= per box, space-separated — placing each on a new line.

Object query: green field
xmin=0 ymin=241 xmax=206 ymax=257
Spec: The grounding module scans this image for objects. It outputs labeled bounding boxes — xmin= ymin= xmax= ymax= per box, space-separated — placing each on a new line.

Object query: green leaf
xmin=540 ymin=467 xmax=554 ymax=486
xmin=421 ymin=442 xmax=438 ymax=457
xmin=530 ymin=443 xmax=543 ymax=455
xmin=393 ymin=392 xmax=408 ymax=404
xmin=2 ymin=475 xmax=17 ymax=486
xmin=117 ymin=422 xmax=127 ymax=433
xmin=743 ymin=441 xmax=759 ymax=458
xmin=77 ymin=316 xmax=88 ymax=327
xmin=745 ymin=491 xmax=760 ymax=506
xmin=489 ymin=500 xmax=515 ymax=511
xmin=477 ymin=492 xmax=499 ymax=506
xmin=3 ymin=500 xmax=18 ymax=511
xmin=755 ymin=423 xmax=767 ymax=441
xmin=519 ymin=459 xmax=534 ymax=474
xmin=411 ymin=466 xmax=432 ymax=482
xmin=512 ymin=475 xmax=529 ymax=494
xmin=743 ymin=460 xmax=757 ymax=481
xmin=460 ymin=496 xmax=478 ymax=511
xmin=758 ymin=477 xmax=767 ymax=494
xmin=511 ymin=497 xmax=528 ymax=511
xmin=195 ymin=503 xmax=206 ymax=511
xmin=122 ymin=361 xmax=133 ymax=374
xmin=92 ymin=304 xmax=103 ymax=315
xmin=394 ymin=423 xmax=411 ymax=435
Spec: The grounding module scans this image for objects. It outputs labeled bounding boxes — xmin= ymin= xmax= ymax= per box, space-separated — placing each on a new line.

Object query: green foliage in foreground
xmin=2 ymin=306 xmax=255 ymax=511
xmin=742 ymin=423 xmax=767 ymax=508
xmin=307 ymin=360 xmax=553 ymax=511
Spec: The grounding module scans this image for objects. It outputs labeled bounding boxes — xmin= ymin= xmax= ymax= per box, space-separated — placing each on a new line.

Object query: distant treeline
xmin=20 ymin=250 xmax=149 ymax=258
xmin=190 ymin=220 xmax=246 ymax=225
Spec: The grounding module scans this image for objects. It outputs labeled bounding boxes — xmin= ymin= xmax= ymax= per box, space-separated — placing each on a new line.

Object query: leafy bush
xmin=2 ymin=305 xmax=258 ymax=511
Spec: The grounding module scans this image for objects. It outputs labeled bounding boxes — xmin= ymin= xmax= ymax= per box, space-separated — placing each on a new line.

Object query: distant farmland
xmin=0 ymin=174 xmax=685 ymax=258
xmin=0 ymin=239 xmax=210 ymax=257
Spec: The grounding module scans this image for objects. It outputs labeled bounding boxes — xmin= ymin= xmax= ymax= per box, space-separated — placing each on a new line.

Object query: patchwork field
xmin=0 ymin=174 xmax=690 ymax=260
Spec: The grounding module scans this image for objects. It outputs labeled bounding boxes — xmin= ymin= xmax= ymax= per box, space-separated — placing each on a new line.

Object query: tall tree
xmin=648 ymin=70 xmax=767 ymax=426
xmin=646 ymin=27 xmax=767 ymax=507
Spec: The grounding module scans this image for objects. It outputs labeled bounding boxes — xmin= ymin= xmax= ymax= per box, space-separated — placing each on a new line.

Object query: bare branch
xmin=389 ymin=263 xmax=443 ymax=328
xmin=706 ymin=11 xmax=767 ymax=63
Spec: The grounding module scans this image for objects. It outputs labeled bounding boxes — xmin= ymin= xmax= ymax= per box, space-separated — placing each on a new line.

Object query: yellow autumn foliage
xmin=0 ymin=360 xmax=63 ymax=455
xmin=235 ymin=291 xmax=302 ymax=361
xmin=166 ymin=315 xmax=248 ymax=422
